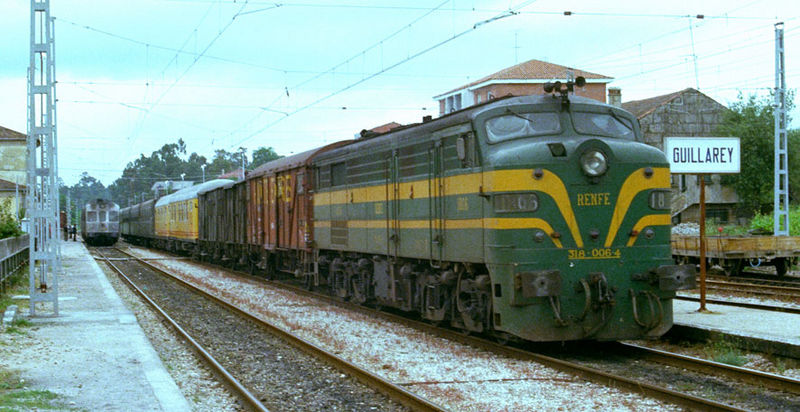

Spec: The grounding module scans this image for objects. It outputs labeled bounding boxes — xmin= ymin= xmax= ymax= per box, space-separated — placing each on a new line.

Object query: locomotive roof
xmin=155 ymin=179 xmax=232 ymax=207
xmin=247 ymin=140 xmax=353 ymax=178
xmin=314 ymin=93 xmax=618 ymax=162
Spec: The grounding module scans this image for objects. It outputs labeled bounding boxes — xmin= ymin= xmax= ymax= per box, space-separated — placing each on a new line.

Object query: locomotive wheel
xmin=350 ymin=271 xmax=370 ymax=304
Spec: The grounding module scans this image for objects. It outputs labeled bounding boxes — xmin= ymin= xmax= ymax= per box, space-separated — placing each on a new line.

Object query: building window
xmin=487 ymin=92 xmax=494 ymax=100
xmin=476 ymin=93 xmax=482 ymax=104
xmin=706 ymin=208 xmax=729 ymax=224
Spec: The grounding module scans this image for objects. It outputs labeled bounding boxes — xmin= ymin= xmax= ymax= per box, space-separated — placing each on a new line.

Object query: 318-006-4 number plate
xmin=568 ymin=248 xmax=621 ymax=260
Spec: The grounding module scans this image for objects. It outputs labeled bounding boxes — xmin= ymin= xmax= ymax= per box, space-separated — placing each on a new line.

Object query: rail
xmin=113 ymin=247 xmax=446 ymax=412
xmin=676 ymin=295 xmax=800 ymax=315
xmin=94 ymin=248 xmax=270 ymax=412
xmin=147 ymin=248 xmax=743 ymax=411
xmin=0 ymin=234 xmax=29 ymax=294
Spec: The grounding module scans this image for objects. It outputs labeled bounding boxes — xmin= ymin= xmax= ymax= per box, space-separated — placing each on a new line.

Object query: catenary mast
xmin=27 ymin=0 xmax=60 ymax=316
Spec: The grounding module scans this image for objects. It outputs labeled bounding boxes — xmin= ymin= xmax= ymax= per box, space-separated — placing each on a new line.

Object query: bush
xmin=749 ymin=205 xmax=800 ymax=236
xmin=0 ymin=199 xmax=23 ymax=240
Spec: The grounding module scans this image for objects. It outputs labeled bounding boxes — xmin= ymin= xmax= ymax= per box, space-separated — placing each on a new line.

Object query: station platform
xmin=1 ymin=239 xmax=190 ymax=411
xmin=671 ymin=298 xmax=800 ymax=358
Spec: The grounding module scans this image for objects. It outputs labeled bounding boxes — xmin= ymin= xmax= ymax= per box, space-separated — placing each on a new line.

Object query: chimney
xmin=608 ymin=87 xmax=622 ymax=107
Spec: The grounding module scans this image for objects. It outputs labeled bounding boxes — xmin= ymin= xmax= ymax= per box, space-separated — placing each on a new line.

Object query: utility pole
xmin=774 ymin=22 xmax=789 ymax=236
xmin=66 ymin=190 xmax=70 ymax=226
xmin=240 ymin=148 xmax=246 ymax=180
xmin=27 ymin=0 xmax=60 ymax=316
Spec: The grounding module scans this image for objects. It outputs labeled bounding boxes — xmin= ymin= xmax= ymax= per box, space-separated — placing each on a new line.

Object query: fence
xmin=0 ymin=234 xmax=29 ymax=295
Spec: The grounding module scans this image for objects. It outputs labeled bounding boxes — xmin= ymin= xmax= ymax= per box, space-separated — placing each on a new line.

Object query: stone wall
xmin=639 ymin=89 xmax=727 ymax=151
xmin=0 ymin=140 xmax=26 ymax=186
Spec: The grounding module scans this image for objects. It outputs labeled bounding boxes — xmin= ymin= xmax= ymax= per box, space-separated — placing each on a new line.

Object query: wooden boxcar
xmin=246 ymin=142 xmax=352 ymax=278
xmin=197 ymin=179 xmax=249 ymax=267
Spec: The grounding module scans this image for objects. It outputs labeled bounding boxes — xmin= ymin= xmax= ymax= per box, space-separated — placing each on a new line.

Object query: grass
xmin=706 ymin=340 xmax=748 ymax=367
xmin=0 ymin=267 xmax=29 ymax=316
xmin=0 ymin=368 xmax=71 ymax=411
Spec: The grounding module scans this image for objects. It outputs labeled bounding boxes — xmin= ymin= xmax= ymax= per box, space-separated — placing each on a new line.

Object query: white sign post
xmin=665 ymin=137 xmax=741 ymax=313
xmin=665 ymin=137 xmax=741 ymax=174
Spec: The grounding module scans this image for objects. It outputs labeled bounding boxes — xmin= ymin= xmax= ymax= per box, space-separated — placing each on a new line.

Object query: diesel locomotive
xmin=121 ymin=80 xmax=695 ymax=342
xmin=81 ymin=199 xmax=120 ymax=246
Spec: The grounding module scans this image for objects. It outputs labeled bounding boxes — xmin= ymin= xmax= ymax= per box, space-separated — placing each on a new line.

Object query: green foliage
xmin=704 ymin=222 xmax=747 ymax=236
xmin=716 ymin=92 xmax=800 ymax=215
xmin=104 ymin=140 xmax=283 ymax=206
xmin=706 ymin=340 xmax=748 ymax=367
xmin=250 ymin=146 xmax=282 ymax=170
xmin=0 ymin=199 xmax=22 ymax=240
xmin=749 ymin=205 xmax=800 ymax=235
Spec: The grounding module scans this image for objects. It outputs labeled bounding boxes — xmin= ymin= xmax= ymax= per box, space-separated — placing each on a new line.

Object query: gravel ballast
xmin=125 ymin=246 xmax=673 ymax=411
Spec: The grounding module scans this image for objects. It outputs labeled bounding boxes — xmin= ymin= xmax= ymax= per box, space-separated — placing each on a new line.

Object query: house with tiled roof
xmin=433 ymin=59 xmax=613 ymax=116
xmin=621 ymin=88 xmax=737 ymax=223
xmin=0 ymin=126 xmax=27 ymax=218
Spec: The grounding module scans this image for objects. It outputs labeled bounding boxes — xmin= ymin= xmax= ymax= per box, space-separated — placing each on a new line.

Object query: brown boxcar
xmin=246 ymin=141 xmax=352 ymax=279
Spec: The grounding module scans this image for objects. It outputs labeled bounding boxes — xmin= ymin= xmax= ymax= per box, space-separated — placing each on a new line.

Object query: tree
xmin=250 ymin=146 xmax=282 ymax=170
xmin=717 ymin=92 xmax=800 ymax=215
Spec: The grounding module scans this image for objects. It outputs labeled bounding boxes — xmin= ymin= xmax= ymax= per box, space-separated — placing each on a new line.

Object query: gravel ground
xmin=97 ymin=254 xmax=242 ymax=412
xmin=123 ymin=245 xmax=675 ymax=412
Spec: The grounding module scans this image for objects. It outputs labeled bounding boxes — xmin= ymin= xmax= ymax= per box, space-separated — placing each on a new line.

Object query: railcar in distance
xmin=81 ymin=199 xmax=120 ymax=246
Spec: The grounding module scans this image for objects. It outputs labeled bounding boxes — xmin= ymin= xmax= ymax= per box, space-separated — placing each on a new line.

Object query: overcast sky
xmin=1 ymin=0 xmax=797 ymax=186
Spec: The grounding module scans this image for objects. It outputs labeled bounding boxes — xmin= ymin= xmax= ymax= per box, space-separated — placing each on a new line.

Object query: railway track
xmin=95 ymin=247 xmax=441 ymax=412
xmin=93 ymin=247 xmax=267 ymax=412
xmin=675 ymin=295 xmax=800 ymax=315
xmin=123 ymin=245 xmax=800 ymax=411
xmin=704 ymin=279 xmax=800 ymax=298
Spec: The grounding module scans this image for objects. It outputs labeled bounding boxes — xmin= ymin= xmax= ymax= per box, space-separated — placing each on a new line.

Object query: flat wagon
xmin=671 ymin=234 xmax=800 ymax=276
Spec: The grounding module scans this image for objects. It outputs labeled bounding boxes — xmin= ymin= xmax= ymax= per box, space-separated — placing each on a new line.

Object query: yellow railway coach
xmin=154 ymin=179 xmax=232 ymax=253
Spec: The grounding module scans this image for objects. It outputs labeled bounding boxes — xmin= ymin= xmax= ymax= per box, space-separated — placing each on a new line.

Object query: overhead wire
xmin=126 ymin=0 xmax=255 ymax=145
xmin=225 ymin=0 xmax=539 ymax=150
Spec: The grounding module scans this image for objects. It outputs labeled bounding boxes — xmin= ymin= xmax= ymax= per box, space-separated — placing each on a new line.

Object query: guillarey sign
xmin=664 ymin=137 xmax=741 ymax=174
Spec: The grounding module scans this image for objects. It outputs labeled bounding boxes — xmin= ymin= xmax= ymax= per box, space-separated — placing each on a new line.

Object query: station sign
xmin=664 ymin=137 xmax=740 ymax=174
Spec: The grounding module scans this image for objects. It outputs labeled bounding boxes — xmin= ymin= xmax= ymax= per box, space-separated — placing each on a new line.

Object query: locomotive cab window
xmin=485 ymin=111 xmax=560 ymax=143
xmin=99 ymin=211 xmax=107 ymax=222
xmin=109 ymin=211 xmax=119 ymax=222
xmin=87 ymin=211 xmax=97 ymax=221
xmin=572 ymin=111 xmax=635 ymax=140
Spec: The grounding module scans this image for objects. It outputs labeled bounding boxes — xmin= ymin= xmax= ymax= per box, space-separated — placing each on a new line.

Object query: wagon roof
xmin=155 ymin=179 xmax=232 ymax=207
xmin=248 ymin=140 xmax=353 ymax=178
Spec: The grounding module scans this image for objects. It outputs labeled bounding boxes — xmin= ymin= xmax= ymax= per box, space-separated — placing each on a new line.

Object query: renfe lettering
xmin=672 ymin=147 xmax=734 ymax=164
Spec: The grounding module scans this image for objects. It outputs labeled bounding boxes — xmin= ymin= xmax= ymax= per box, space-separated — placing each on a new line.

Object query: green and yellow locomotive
xmin=310 ymin=79 xmax=695 ymax=341
xmin=121 ymin=78 xmax=696 ymax=342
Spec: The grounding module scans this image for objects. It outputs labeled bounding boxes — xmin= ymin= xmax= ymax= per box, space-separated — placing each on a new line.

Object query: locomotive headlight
xmin=494 ymin=193 xmax=539 ymax=213
xmin=580 ymin=150 xmax=608 ymax=177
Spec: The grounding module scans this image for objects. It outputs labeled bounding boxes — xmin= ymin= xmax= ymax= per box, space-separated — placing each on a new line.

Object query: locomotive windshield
xmin=485 ymin=111 xmax=560 ymax=143
xmin=572 ymin=111 xmax=635 ymax=140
